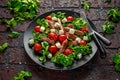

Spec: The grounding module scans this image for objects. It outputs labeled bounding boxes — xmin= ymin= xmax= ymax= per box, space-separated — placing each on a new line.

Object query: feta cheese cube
xmin=55 ymin=42 xmax=61 ymax=48
xmin=40 ymin=26 xmax=45 ymax=32
xmin=83 ymin=36 xmax=88 ymax=41
xmin=75 ymin=37 xmax=81 ymax=43
xmin=59 ymin=30 xmax=64 ymax=35
xmin=29 ymin=39 xmax=34 ymax=45
xmin=77 ymin=53 xmax=82 ymax=59
xmin=47 ymin=53 xmax=52 ymax=59
xmin=62 ymin=18 xmax=67 ymax=23
xmin=52 ymin=16 xmax=58 ymax=21
xmin=50 ymin=29 xmax=56 ymax=33
xmin=69 ymin=28 xmax=75 ymax=34
xmin=54 ymin=22 xmax=60 ymax=28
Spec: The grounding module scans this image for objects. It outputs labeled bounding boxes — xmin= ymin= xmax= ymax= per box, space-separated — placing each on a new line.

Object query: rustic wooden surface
xmin=0 ymin=0 xmax=120 ymax=80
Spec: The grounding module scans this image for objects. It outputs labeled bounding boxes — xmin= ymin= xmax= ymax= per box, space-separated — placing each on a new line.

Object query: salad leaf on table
xmin=107 ymin=8 xmax=120 ymax=22
xmin=0 ymin=43 xmax=8 ymax=52
xmin=8 ymin=31 xmax=20 ymax=38
xmin=81 ymin=1 xmax=91 ymax=10
xmin=13 ymin=70 xmax=32 ymax=80
xmin=4 ymin=0 xmax=40 ymax=28
xmin=102 ymin=21 xmax=115 ymax=34
xmin=112 ymin=52 xmax=120 ymax=72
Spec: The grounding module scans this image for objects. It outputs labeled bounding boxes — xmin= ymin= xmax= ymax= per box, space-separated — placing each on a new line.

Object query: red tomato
xmin=67 ymin=16 xmax=74 ymax=21
xmin=34 ymin=43 xmax=42 ymax=52
xmin=79 ymin=40 xmax=86 ymax=46
xmin=49 ymin=45 xmax=58 ymax=54
xmin=64 ymin=48 xmax=73 ymax=56
xmin=48 ymin=33 xmax=58 ymax=41
xmin=58 ymin=35 xmax=67 ymax=43
xmin=81 ymin=26 xmax=88 ymax=32
xmin=34 ymin=26 xmax=41 ymax=32
xmin=46 ymin=16 xmax=52 ymax=20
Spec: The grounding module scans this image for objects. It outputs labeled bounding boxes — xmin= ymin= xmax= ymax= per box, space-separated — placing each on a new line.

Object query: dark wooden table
xmin=0 ymin=0 xmax=120 ymax=80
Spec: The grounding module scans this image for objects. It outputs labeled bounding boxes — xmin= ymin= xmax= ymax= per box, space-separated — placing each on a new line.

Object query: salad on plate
xmin=28 ymin=12 xmax=92 ymax=67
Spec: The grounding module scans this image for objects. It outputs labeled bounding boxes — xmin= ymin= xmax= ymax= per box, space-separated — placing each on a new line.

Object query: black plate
xmin=23 ymin=10 xmax=97 ymax=70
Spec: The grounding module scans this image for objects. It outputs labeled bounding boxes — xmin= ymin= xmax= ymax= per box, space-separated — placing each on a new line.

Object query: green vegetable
xmin=37 ymin=19 xmax=49 ymax=29
xmin=39 ymin=41 xmax=49 ymax=63
xmin=51 ymin=53 xmax=74 ymax=67
xmin=102 ymin=21 xmax=115 ymax=34
xmin=50 ymin=12 xmax=65 ymax=20
xmin=72 ymin=18 xmax=87 ymax=29
xmin=13 ymin=70 xmax=32 ymax=80
xmin=8 ymin=31 xmax=20 ymax=38
xmin=105 ymin=0 xmax=112 ymax=3
xmin=73 ymin=44 xmax=92 ymax=55
xmin=81 ymin=1 xmax=91 ymax=10
xmin=107 ymin=8 xmax=120 ymax=22
xmin=0 ymin=43 xmax=8 ymax=52
xmin=5 ymin=0 xmax=40 ymax=28
xmin=112 ymin=52 xmax=120 ymax=72
xmin=32 ymin=31 xmax=42 ymax=43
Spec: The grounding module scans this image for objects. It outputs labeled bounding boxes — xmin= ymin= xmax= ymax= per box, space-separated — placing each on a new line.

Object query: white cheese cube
xmin=50 ymin=29 xmax=56 ymax=33
xmin=52 ymin=17 xmax=58 ymax=21
xmin=55 ymin=42 xmax=61 ymax=48
xmin=75 ymin=37 xmax=81 ymax=43
xmin=77 ymin=53 xmax=82 ymax=59
xmin=54 ymin=22 xmax=60 ymax=28
xmin=62 ymin=18 xmax=67 ymax=23
xmin=59 ymin=30 xmax=64 ymax=35
xmin=47 ymin=53 xmax=52 ymax=59
xmin=40 ymin=26 xmax=45 ymax=32
xmin=69 ymin=28 xmax=75 ymax=34
xmin=83 ymin=36 xmax=88 ymax=41
xmin=29 ymin=39 xmax=34 ymax=45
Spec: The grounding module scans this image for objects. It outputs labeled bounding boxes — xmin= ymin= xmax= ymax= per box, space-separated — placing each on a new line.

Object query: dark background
xmin=0 ymin=0 xmax=120 ymax=80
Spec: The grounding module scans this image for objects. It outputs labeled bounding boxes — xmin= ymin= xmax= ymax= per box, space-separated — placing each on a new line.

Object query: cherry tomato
xmin=64 ymin=48 xmax=73 ymax=56
xmin=58 ymin=35 xmax=67 ymax=43
xmin=49 ymin=45 xmax=58 ymax=54
xmin=79 ymin=40 xmax=86 ymax=46
xmin=48 ymin=33 xmax=58 ymax=41
xmin=46 ymin=16 xmax=52 ymax=20
xmin=81 ymin=26 xmax=88 ymax=32
xmin=67 ymin=16 xmax=74 ymax=21
xmin=34 ymin=26 xmax=41 ymax=32
xmin=34 ymin=43 xmax=42 ymax=52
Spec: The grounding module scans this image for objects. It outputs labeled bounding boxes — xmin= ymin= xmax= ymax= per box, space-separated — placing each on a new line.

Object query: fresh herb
xmin=105 ymin=0 xmax=112 ymax=3
xmin=112 ymin=52 xmax=120 ymax=72
xmin=13 ymin=70 xmax=32 ymax=80
xmin=0 ymin=43 xmax=8 ymax=52
xmin=107 ymin=8 xmax=120 ymax=22
xmin=32 ymin=31 xmax=42 ymax=43
xmin=72 ymin=18 xmax=87 ymax=29
xmin=50 ymin=12 xmax=65 ymax=20
xmin=102 ymin=21 xmax=115 ymax=34
xmin=39 ymin=41 xmax=49 ymax=63
xmin=4 ymin=0 xmax=40 ymax=28
xmin=73 ymin=44 xmax=92 ymax=55
xmin=51 ymin=53 xmax=74 ymax=67
xmin=8 ymin=31 xmax=20 ymax=38
xmin=37 ymin=19 xmax=49 ymax=29
xmin=81 ymin=1 xmax=91 ymax=10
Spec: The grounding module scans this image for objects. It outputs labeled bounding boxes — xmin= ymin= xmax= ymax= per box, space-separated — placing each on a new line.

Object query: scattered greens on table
xmin=81 ymin=1 xmax=91 ymax=10
xmin=107 ymin=8 xmax=120 ymax=22
xmin=0 ymin=43 xmax=8 ymax=52
xmin=105 ymin=0 xmax=112 ymax=3
xmin=13 ymin=71 xmax=32 ymax=80
xmin=102 ymin=21 xmax=115 ymax=34
xmin=3 ymin=0 xmax=40 ymax=28
xmin=112 ymin=52 xmax=120 ymax=72
xmin=8 ymin=31 xmax=20 ymax=38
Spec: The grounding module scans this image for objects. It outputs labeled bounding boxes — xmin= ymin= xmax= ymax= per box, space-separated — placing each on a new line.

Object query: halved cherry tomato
xmin=58 ymin=34 xmax=67 ymax=43
xmin=49 ymin=45 xmax=58 ymax=54
xmin=67 ymin=16 xmax=74 ymax=21
xmin=64 ymin=48 xmax=73 ymax=56
xmin=34 ymin=43 xmax=42 ymax=52
xmin=48 ymin=33 xmax=58 ymax=41
xmin=34 ymin=26 xmax=41 ymax=32
xmin=79 ymin=40 xmax=86 ymax=46
xmin=46 ymin=16 xmax=52 ymax=20
xmin=81 ymin=26 xmax=88 ymax=32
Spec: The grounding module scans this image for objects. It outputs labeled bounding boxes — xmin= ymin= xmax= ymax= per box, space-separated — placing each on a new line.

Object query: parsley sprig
xmin=81 ymin=1 xmax=91 ymax=10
